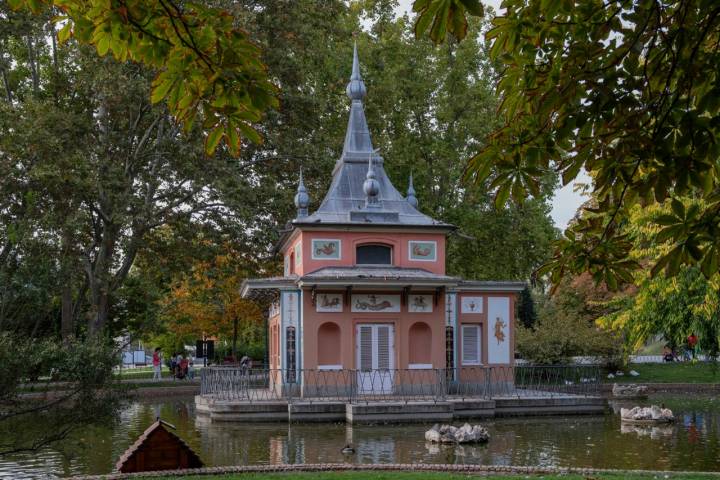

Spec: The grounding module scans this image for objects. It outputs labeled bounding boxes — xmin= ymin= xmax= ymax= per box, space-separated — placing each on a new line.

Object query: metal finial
xmin=346 ymin=42 xmax=366 ymax=101
xmin=294 ymin=168 xmax=310 ymax=218
xmin=406 ymin=172 xmax=418 ymax=208
xmin=363 ymin=149 xmax=381 ymax=208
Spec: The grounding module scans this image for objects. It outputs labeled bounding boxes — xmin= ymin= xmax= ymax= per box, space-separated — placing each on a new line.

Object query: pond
xmin=1 ymin=393 xmax=719 ymax=478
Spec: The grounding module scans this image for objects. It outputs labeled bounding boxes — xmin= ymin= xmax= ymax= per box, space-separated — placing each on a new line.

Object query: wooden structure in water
xmin=115 ymin=418 xmax=203 ymax=473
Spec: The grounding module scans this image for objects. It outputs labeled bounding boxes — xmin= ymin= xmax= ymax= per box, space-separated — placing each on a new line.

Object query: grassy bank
xmin=608 ymin=362 xmax=720 ymax=384
xmin=154 ymin=471 xmax=720 ymax=480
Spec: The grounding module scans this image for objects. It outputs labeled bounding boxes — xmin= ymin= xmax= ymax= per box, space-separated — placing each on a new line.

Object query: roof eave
xmin=241 ymin=278 xmax=298 ymax=297
xmin=454 ymin=281 xmax=527 ymax=293
xmin=298 ymin=279 xmax=458 ymax=288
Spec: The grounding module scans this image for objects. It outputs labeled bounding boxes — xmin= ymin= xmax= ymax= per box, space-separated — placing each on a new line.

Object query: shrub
xmin=517 ymin=305 xmax=622 ymax=365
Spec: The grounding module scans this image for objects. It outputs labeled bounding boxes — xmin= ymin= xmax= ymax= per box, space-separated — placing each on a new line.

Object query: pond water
xmin=1 ymin=393 xmax=719 ymax=479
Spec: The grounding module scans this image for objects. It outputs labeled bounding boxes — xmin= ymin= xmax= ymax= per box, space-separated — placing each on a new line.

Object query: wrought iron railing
xmin=200 ymin=365 xmax=601 ymax=404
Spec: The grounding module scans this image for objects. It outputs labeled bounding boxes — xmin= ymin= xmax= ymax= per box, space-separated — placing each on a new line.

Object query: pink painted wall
xmin=282 ymin=229 xmax=447 ymax=276
xmin=456 ymin=292 xmax=517 ymax=382
xmin=301 ymin=288 xmax=447 ymax=370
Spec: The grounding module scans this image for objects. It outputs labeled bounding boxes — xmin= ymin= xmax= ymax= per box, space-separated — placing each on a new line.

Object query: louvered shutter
xmin=377 ymin=325 xmax=391 ymax=370
xmin=462 ymin=324 xmax=481 ymax=365
xmin=359 ymin=326 xmax=373 ymax=371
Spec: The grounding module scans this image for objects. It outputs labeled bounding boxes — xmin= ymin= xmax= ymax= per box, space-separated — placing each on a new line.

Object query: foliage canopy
xmin=416 ymin=0 xmax=720 ymax=288
xmin=9 ymin=0 xmax=278 ymax=155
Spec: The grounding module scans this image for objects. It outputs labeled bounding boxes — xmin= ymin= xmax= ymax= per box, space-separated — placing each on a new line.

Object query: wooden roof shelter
xmin=115 ymin=418 xmax=203 ymax=473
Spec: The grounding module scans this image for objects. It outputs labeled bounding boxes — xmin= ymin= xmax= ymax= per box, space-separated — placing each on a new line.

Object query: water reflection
xmin=1 ymin=393 xmax=719 ymax=478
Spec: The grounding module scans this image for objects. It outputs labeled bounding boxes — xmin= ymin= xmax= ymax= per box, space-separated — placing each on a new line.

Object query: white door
xmin=356 ymin=324 xmax=395 ymax=394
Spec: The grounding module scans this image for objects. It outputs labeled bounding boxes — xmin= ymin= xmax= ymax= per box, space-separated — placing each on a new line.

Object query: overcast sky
xmin=393 ymin=0 xmax=587 ymax=230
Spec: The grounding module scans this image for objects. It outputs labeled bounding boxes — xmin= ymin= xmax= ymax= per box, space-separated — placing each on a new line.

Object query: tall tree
xmin=598 ymin=201 xmax=720 ymax=357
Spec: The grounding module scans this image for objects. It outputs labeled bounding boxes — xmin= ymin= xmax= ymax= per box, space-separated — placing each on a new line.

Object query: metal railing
xmin=200 ymin=365 xmax=601 ymax=404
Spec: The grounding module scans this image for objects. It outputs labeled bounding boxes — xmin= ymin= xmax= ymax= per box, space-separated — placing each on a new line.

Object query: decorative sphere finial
xmin=346 ymin=42 xmax=366 ymax=101
xmin=294 ymin=169 xmax=310 ymax=218
xmin=406 ymin=173 xmax=418 ymax=208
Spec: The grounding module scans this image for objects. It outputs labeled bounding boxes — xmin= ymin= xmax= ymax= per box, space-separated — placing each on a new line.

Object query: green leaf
xmin=671 ymin=198 xmax=685 ymax=219
xmin=701 ymin=248 xmax=719 ymax=279
xmin=494 ymin=182 xmax=511 ymax=209
xmin=205 ymin=125 xmax=224 ymax=155
xmin=458 ymin=0 xmax=483 ymax=16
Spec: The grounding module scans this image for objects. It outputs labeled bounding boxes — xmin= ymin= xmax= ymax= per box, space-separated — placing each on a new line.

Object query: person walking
xmin=152 ymin=347 xmax=162 ymax=380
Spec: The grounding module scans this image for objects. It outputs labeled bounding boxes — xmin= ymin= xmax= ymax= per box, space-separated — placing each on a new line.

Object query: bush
xmin=516 ymin=306 xmax=622 ymax=365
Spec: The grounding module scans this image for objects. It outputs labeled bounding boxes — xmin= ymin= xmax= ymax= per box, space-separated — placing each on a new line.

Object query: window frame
xmin=355 ymin=243 xmax=393 ymax=266
xmin=461 ymin=324 xmax=482 ymax=366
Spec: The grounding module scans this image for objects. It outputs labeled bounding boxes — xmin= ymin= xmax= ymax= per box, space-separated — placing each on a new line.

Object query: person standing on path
xmin=687 ymin=333 xmax=698 ymax=360
xmin=152 ymin=347 xmax=162 ymax=380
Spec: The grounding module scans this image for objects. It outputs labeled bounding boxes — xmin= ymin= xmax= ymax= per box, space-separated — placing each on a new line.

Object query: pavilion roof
xmin=290 ymin=44 xmax=453 ymax=231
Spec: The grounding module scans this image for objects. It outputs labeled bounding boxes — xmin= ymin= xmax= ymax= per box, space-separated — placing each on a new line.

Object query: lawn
xmin=608 ymin=362 xmax=720 ymax=384
xmin=154 ymin=471 xmax=720 ymax=480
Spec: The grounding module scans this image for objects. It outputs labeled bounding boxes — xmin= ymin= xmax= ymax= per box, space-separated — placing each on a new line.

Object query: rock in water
xmin=620 ymin=405 xmax=674 ymax=423
xmin=425 ymin=423 xmax=489 ymax=444
xmin=612 ymin=383 xmax=649 ymax=398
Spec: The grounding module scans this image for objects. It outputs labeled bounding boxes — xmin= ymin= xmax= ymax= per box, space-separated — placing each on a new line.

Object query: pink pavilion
xmin=241 ymin=45 xmax=525 ymax=394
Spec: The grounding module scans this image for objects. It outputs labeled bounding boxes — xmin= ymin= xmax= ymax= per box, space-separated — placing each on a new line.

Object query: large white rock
xmin=620 ymin=405 xmax=674 ymax=423
xmin=425 ymin=423 xmax=489 ymax=444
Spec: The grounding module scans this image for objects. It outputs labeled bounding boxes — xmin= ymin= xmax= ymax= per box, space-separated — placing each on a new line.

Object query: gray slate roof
xmin=241 ymin=266 xmax=527 ymax=295
xmin=293 ymin=45 xmax=452 ymax=230
xmin=302 ymin=266 xmax=458 ymax=283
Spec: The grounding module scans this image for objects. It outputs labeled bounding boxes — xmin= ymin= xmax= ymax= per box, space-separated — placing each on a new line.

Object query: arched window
xmin=356 ymin=244 xmax=392 ymax=265
xmin=409 ymin=322 xmax=432 ymax=365
xmin=317 ymin=322 xmax=341 ymax=368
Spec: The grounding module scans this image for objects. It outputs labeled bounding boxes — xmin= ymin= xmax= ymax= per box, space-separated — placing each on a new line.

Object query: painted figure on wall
xmin=412 ymin=295 xmax=428 ymax=311
xmin=320 ymin=295 xmax=340 ymax=308
xmin=494 ymin=317 xmax=506 ymax=345
xmin=355 ymin=295 xmax=393 ymax=311
xmin=315 ymin=242 xmax=336 ymax=256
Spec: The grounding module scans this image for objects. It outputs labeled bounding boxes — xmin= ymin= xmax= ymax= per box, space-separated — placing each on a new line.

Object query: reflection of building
xmin=242 ymin=45 xmax=524 ymax=393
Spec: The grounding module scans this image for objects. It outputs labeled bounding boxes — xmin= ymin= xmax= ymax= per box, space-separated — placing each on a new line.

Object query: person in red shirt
xmin=152 ymin=347 xmax=162 ymax=380
xmin=687 ymin=333 xmax=698 ymax=359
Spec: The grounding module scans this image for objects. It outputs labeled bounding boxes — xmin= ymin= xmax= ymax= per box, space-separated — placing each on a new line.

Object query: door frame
xmin=355 ymin=322 xmax=395 ymax=394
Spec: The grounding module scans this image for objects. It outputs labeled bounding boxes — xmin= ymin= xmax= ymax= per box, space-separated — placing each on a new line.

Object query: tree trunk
xmin=26 ymin=35 xmax=39 ymax=94
xmin=232 ymin=316 xmax=238 ymax=359
xmin=61 ymin=284 xmax=73 ymax=340
xmin=0 ymin=64 xmax=11 ymax=102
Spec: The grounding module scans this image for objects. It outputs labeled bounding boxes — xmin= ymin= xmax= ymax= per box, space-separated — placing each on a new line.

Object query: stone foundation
xmin=196 ymin=394 xmax=607 ymax=424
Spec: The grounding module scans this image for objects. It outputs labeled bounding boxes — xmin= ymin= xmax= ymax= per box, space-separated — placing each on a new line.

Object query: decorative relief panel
xmin=316 ymin=293 xmax=343 ymax=313
xmin=351 ymin=294 xmax=401 ymax=313
xmin=445 ymin=293 xmax=457 ymax=326
xmin=281 ymin=291 xmax=299 ymax=328
xmin=461 ymin=296 xmax=483 ymax=314
xmin=294 ymin=243 xmax=302 ymax=266
xmin=408 ymin=241 xmax=437 ymax=261
xmin=312 ymin=239 xmax=341 ymax=260
xmin=488 ymin=296 xmax=510 ymax=364
xmin=408 ymin=294 xmax=433 ymax=313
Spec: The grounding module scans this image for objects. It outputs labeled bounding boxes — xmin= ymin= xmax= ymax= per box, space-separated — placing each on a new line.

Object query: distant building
xmin=242 ymin=45 xmax=524 ymax=394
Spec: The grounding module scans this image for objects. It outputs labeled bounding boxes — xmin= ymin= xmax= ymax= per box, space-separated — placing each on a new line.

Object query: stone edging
xmin=601 ymin=382 xmax=720 ymax=393
xmin=69 ymin=462 xmax=720 ymax=479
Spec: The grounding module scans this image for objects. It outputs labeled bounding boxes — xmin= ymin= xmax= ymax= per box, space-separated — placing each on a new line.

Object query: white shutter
xmin=359 ymin=326 xmax=373 ymax=371
xmin=462 ymin=324 xmax=481 ymax=365
xmin=377 ymin=325 xmax=390 ymax=370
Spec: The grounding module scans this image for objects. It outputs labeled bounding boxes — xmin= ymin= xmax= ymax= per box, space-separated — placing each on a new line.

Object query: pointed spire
xmin=406 ymin=173 xmax=418 ymax=208
xmin=294 ymin=169 xmax=310 ymax=218
xmin=346 ymin=42 xmax=366 ymax=101
xmin=341 ymin=42 xmax=374 ymax=159
xmin=363 ymin=150 xmax=381 ymax=209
